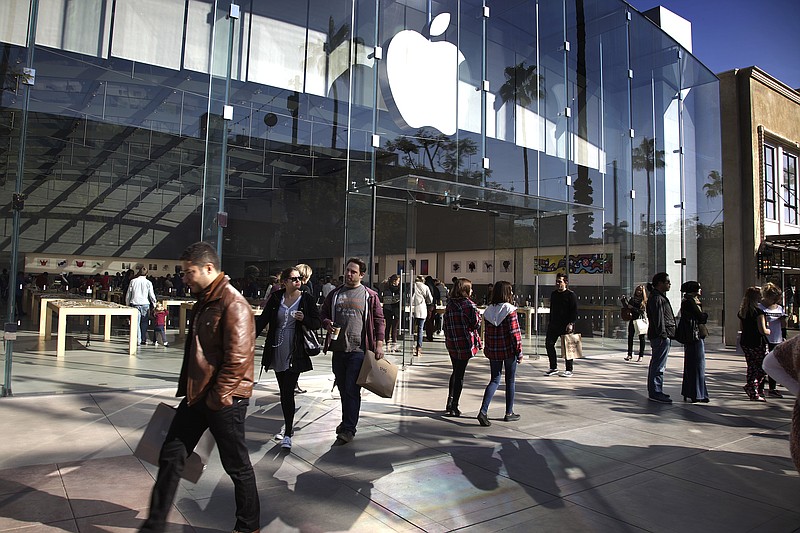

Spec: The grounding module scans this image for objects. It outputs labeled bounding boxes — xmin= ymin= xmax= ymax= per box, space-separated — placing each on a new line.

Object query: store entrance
xmin=345 ymin=175 xmax=605 ymax=366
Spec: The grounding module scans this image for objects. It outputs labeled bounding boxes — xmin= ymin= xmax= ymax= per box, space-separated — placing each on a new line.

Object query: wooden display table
xmin=36 ymin=294 xmax=85 ymax=338
xmin=177 ymin=301 xmax=264 ymax=338
xmin=41 ymin=299 xmax=139 ymax=358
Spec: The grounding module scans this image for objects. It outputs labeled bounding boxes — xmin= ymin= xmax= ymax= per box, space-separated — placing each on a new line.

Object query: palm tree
xmin=498 ymin=62 xmax=545 ymax=195
xmin=703 ymin=170 xmax=723 ymax=200
xmin=323 ymin=17 xmax=350 ymax=150
xmin=631 ymin=137 xmax=665 ymax=234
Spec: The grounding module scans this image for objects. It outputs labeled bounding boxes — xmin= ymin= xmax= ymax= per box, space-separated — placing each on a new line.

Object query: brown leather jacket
xmin=177 ymin=273 xmax=255 ymax=410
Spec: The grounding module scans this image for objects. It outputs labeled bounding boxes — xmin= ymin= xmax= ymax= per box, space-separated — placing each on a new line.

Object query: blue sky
xmin=627 ymin=0 xmax=800 ymax=88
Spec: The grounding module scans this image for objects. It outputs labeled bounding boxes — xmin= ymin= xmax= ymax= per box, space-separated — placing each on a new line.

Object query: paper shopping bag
xmin=356 ymin=350 xmax=398 ymax=398
xmin=134 ymin=402 xmax=215 ymax=483
xmin=560 ymin=333 xmax=583 ymax=360
xmin=633 ymin=317 xmax=649 ymax=337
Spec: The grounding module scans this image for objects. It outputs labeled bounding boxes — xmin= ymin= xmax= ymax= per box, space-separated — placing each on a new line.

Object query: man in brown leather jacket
xmin=140 ymin=242 xmax=259 ymax=533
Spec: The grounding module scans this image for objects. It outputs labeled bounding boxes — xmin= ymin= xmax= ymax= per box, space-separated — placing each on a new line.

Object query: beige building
xmin=720 ymin=66 xmax=800 ymax=345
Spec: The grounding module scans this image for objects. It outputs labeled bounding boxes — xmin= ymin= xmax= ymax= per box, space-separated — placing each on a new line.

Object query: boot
xmin=445 ymin=396 xmax=453 ymax=415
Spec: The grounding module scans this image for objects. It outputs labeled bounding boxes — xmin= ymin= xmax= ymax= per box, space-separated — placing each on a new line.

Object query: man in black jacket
xmin=544 ymin=273 xmax=578 ymax=377
xmin=645 ymin=272 xmax=676 ymax=403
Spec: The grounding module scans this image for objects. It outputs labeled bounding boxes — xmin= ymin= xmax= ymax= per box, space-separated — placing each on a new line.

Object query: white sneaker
xmin=544 ymin=369 xmax=559 ymax=376
xmin=560 ymin=370 xmax=573 ymax=377
xmin=281 ymin=436 xmax=292 ymax=449
xmin=163 ymin=342 xmax=169 ymax=347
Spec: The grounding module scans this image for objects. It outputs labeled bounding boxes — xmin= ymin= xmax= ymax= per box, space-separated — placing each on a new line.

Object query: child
xmin=152 ymin=303 xmax=169 ymax=347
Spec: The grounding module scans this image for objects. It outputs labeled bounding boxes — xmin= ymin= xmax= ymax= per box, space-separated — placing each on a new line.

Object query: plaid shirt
xmin=444 ymin=298 xmax=482 ymax=359
xmin=483 ymin=309 xmax=522 ymax=360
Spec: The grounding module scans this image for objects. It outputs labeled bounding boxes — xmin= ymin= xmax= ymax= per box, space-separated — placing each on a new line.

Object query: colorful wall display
xmin=534 ymin=253 xmax=613 ymax=275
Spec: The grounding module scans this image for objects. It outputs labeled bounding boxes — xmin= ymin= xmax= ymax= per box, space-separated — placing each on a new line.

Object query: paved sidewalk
xmin=0 ymin=340 xmax=799 ymax=532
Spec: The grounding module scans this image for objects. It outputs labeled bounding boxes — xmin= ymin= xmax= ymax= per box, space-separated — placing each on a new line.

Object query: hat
xmin=680 ymin=281 xmax=700 ymax=293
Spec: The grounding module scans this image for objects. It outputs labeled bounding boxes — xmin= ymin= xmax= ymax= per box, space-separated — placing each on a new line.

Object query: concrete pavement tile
xmin=565 ymin=469 xmax=800 ymax=533
xmin=0 ymin=464 xmax=64 ymax=496
xmin=0 ymin=518 xmax=79 ymax=532
xmin=0 ymin=485 xmax=73 ymax=529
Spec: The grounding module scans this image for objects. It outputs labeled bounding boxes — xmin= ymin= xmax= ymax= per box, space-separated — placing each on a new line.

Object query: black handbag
xmin=674 ymin=315 xmax=698 ymax=345
xmin=301 ymin=325 xmax=321 ymax=356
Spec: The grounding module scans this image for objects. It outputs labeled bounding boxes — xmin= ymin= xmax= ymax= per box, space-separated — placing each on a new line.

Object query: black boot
xmin=445 ymin=396 xmax=453 ymax=415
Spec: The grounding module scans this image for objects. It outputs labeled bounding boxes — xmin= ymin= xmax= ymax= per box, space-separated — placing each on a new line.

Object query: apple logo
xmin=384 ymin=13 xmax=466 ymax=135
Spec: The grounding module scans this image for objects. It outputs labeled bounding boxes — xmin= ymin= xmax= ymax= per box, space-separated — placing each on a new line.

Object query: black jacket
xmin=646 ymin=287 xmax=676 ymax=340
xmin=254 ymin=289 xmax=321 ymax=373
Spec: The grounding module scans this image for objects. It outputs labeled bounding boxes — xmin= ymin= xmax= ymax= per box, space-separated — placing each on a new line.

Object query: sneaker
xmin=163 ymin=342 xmax=169 ymax=347
xmin=559 ymin=371 xmax=573 ymax=377
xmin=544 ymin=369 xmax=559 ymax=376
xmin=767 ymin=389 xmax=784 ymax=398
xmin=274 ymin=432 xmax=284 ymax=441
xmin=281 ymin=436 xmax=292 ymax=449
xmin=503 ymin=413 xmax=521 ymax=422
xmin=477 ymin=412 xmax=491 ymax=427
xmin=648 ymin=395 xmax=673 ymax=404
xmin=153 ymin=341 xmax=159 ymax=346
xmin=337 ymin=430 xmax=355 ymax=443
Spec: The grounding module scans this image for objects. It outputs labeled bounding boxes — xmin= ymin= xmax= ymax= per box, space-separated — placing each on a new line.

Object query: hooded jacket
xmin=482 ymin=302 xmax=522 ymax=360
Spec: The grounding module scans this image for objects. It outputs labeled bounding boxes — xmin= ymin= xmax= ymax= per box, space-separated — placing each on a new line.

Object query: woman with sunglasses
xmin=255 ymin=266 xmax=321 ymax=450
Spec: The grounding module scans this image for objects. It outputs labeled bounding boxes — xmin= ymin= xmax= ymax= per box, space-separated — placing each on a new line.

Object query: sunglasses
xmin=286 ymin=276 xmax=302 ymax=282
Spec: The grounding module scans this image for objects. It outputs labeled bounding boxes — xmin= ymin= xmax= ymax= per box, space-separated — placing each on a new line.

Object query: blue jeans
xmin=141 ymin=397 xmax=259 ymax=533
xmin=332 ymin=351 xmax=365 ymax=434
xmin=479 ymin=358 xmax=518 ymax=416
xmin=648 ymin=337 xmax=671 ymax=396
xmin=414 ymin=318 xmax=426 ymax=348
xmin=134 ymin=304 xmax=150 ymax=344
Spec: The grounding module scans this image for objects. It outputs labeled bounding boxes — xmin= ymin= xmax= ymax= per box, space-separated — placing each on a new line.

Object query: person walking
xmin=759 ymin=282 xmax=787 ymax=398
xmin=645 ymin=272 xmax=676 ymax=403
xmin=620 ymin=284 xmax=647 ymax=361
xmin=679 ymin=281 xmax=709 ymax=403
xmin=477 ymin=281 xmax=523 ymax=427
xmin=320 ymin=257 xmax=385 ymax=444
xmin=255 ymin=266 xmax=321 ymax=449
xmin=544 ymin=273 xmax=578 ymax=377
xmin=411 ymin=275 xmax=433 ymax=357
xmin=125 ymin=265 xmax=157 ymax=346
xmin=139 ymin=242 xmax=259 ymax=533
xmin=443 ymin=278 xmax=482 ymax=417
xmin=382 ymin=274 xmax=401 ymax=352
xmin=739 ymin=286 xmax=770 ymax=401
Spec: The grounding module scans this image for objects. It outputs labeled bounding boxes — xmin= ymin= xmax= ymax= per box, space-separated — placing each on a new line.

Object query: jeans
xmin=545 ymin=331 xmax=573 ymax=372
xmin=479 ymin=358 xmax=518 ymax=416
xmin=135 ymin=304 xmax=150 ymax=344
xmin=141 ymin=397 xmax=259 ymax=533
xmin=648 ymin=336 xmax=671 ymax=396
xmin=447 ymin=358 xmax=470 ymax=409
xmin=332 ymin=351 xmax=365 ymax=434
xmin=276 ymin=370 xmax=300 ymax=436
xmin=413 ymin=318 xmax=426 ymax=348
xmin=152 ymin=326 xmax=166 ymax=345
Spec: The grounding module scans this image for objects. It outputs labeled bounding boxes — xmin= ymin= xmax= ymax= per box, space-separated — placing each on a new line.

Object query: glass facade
xmin=0 ymin=0 xmax=722 ymax=349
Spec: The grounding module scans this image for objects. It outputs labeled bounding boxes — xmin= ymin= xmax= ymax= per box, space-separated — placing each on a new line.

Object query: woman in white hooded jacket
xmin=477 ymin=281 xmax=523 ymax=427
xmin=412 ymin=275 xmax=433 ymax=356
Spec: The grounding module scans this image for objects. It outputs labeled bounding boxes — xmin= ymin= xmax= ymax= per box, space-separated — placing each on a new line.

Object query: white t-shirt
xmin=758 ymin=303 xmax=785 ymax=344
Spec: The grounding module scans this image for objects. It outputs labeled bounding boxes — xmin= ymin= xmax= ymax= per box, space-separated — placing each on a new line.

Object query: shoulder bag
xmin=301 ymin=325 xmax=321 ymax=356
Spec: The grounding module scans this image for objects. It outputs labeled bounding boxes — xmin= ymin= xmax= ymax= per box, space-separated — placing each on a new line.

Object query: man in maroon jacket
xmin=140 ymin=242 xmax=259 ymax=533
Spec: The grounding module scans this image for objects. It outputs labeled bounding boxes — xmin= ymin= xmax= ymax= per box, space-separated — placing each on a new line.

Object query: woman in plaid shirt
xmin=443 ymin=278 xmax=482 ymax=417
xmin=477 ymin=280 xmax=523 ymax=427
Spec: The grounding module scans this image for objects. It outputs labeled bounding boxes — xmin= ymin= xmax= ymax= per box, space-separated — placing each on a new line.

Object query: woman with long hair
xmin=411 ymin=275 xmax=433 ymax=356
xmin=679 ymin=281 xmax=709 ymax=403
xmin=255 ymin=266 xmax=321 ymax=449
xmin=477 ymin=280 xmax=523 ymax=427
xmin=738 ymin=286 xmax=770 ymax=401
xmin=443 ymin=278 xmax=482 ymax=417
xmin=759 ymin=282 xmax=787 ymax=398
xmin=382 ymin=274 xmax=401 ymax=352
xmin=620 ymin=284 xmax=647 ymax=361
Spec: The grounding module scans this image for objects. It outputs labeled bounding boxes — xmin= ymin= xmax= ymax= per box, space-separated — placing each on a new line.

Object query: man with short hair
xmin=320 ymin=258 xmax=385 ymax=443
xmin=126 ymin=265 xmax=157 ymax=346
xmin=646 ymin=272 xmax=676 ymax=403
xmin=139 ymin=242 xmax=259 ymax=533
xmin=544 ymin=273 xmax=578 ymax=377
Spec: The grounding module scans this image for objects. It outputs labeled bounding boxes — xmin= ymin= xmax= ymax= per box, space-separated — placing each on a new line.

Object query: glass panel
xmin=764 ymin=145 xmax=775 ymax=220
xmin=111 ymin=0 xmax=185 ymax=70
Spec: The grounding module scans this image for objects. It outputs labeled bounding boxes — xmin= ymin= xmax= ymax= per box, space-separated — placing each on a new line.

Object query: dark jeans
xmin=141 ymin=397 xmax=259 ymax=533
xmin=545 ymin=331 xmax=573 ymax=371
xmin=627 ymin=321 xmax=646 ymax=357
xmin=447 ymin=357 xmax=470 ymax=409
xmin=135 ymin=304 xmax=150 ymax=344
xmin=480 ymin=358 xmax=518 ymax=416
xmin=648 ymin=336 xmax=671 ymax=396
xmin=152 ymin=325 xmax=167 ymax=345
xmin=276 ymin=370 xmax=300 ymax=436
xmin=332 ymin=351 xmax=365 ymax=434
xmin=384 ymin=305 xmax=399 ymax=343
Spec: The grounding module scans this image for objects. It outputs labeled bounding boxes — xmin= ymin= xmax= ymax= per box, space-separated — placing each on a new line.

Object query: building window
xmin=764 ymin=145 xmax=776 ymax=220
xmin=785 ymin=152 xmax=799 ymax=225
